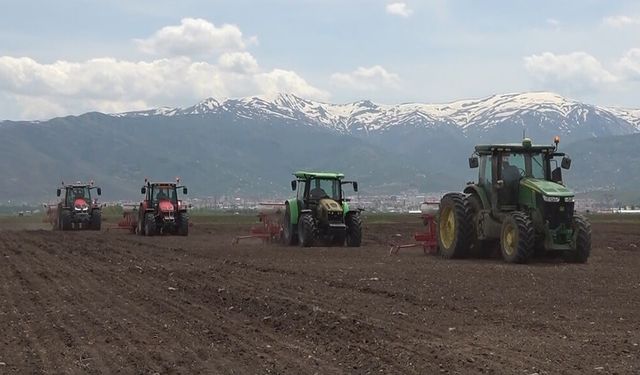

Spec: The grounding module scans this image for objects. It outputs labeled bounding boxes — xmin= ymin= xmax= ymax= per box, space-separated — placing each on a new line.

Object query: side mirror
xmin=56 ymin=188 xmax=61 ymax=197
xmin=352 ymin=181 xmax=358 ymax=192
xmin=141 ymin=187 xmax=146 ymax=194
xmin=561 ymin=156 xmax=571 ymax=170
xmin=97 ymin=187 xmax=102 ymax=196
xmin=291 ymin=180 xmax=297 ymax=191
xmin=496 ymin=180 xmax=504 ymax=190
xmin=469 ymin=157 xmax=479 ymax=169
xmin=551 ymin=167 xmax=563 ymax=183
xmin=183 ymin=187 xmax=188 ymax=195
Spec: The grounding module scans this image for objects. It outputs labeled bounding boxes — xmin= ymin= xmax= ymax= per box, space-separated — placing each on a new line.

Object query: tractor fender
xmin=463 ymin=184 xmax=489 ymax=209
xmin=342 ymin=201 xmax=350 ymax=217
xmin=285 ymin=199 xmax=300 ymax=225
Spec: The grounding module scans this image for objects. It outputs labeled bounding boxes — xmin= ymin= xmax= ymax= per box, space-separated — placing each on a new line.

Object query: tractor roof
xmin=475 ymin=139 xmax=556 ymax=154
xmin=293 ymin=171 xmax=345 ymax=180
xmin=149 ymin=182 xmax=177 ymax=187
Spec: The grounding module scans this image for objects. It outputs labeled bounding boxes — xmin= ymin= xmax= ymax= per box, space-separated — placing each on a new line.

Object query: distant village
xmin=4 ymin=192 xmax=640 ymax=217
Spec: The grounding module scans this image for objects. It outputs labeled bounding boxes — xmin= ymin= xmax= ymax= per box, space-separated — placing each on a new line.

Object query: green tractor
xmin=438 ymin=137 xmax=591 ymax=264
xmin=282 ymin=171 xmax=362 ymax=247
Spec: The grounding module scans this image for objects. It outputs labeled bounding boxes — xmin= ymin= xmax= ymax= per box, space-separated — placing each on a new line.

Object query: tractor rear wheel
xmin=282 ymin=205 xmax=298 ymax=246
xmin=144 ymin=214 xmax=156 ymax=236
xmin=90 ymin=211 xmax=101 ymax=231
xmin=177 ymin=214 xmax=189 ymax=236
xmin=437 ymin=193 xmax=471 ymax=259
xmin=345 ymin=213 xmax=362 ymax=247
xmin=298 ymin=213 xmax=318 ymax=247
xmin=564 ymin=214 xmax=591 ymax=263
xmin=500 ymin=211 xmax=534 ymax=263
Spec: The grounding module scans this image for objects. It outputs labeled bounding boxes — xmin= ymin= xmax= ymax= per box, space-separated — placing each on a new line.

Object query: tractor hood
xmin=158 ymin=199 xmax=175 ymax=212
xmin=319 ymin=198 xmax=343 ymax=213
xmin=520 ymin=178 xmax=573 ymax=197
xmin=73 ymin=198 xmax=89 ymax=210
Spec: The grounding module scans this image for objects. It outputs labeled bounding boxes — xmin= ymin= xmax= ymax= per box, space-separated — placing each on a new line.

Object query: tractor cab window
xmin=297 ymin=181 xmax=306 ymax=200
xmin=531 ymin=153 xmax=545 ymax=179
xmin=153 ymin=186 xmax=176 ymax=202
xmin=479 ymin=155 xmax=492 ymax=187
xmin=67 ymin=186 xmax=91 ymax=205
xmin=501 ymin=153 xmax=525 ymax=183
xmin=308 ymin=178 xmax=340 ymax=201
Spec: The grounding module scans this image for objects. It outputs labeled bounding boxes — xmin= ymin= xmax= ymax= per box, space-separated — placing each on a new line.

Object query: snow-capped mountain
xmin=114 ymin=92 xmax=640 ymax=141
xmin=1 ymin=91 xmax=639 ymax=201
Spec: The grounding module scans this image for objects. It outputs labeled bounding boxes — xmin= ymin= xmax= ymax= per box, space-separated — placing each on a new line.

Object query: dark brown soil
xmin=0 ymin=218 xmax=638 ymax=374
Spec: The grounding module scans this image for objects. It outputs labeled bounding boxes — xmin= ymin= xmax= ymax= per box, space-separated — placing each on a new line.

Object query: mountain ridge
xmin=106 ymin=91 xmax=640 ymax=137
xmin=1 ymin=91 xmax=639 ymax=202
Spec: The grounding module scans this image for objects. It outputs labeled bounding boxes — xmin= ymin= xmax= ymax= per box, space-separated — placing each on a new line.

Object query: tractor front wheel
xmin=345 ymin=213 xmax=362 ymax=247
xmin=144 ymin=214 xmax=156 ymax=237
xmin=282 ymin=205 xmax=298 ymax=246
xmin=437 ymin=193 xmax=471 ymax=259
xmin=298 ymin=213 xmax=318 ymax=247
xmin=500 ymin=211 xmax=534 ymax=263
xmin=90 ymin=211 xmax=102 ymax=231
xmin=564 ymin=214 xmax=591 ymax=263
xmin=177 ymin=214 xmax=189 ymax=236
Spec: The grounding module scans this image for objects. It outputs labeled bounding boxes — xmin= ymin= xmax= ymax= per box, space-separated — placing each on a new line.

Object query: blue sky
xmin=0 ymin=0 xmax=639 ymax=119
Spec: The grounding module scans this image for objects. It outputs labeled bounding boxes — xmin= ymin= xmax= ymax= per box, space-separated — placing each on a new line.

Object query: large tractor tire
xmin=177 ymin=214 xmax=189 ymax=236
xmin=437 ymin=193 xmax=471 ymax=259
xmin=144 ymin=213 xmax=156 ymax=237
xmin=345 ymin=213 xmax=362 ymax=247
xmin=500 ymin=211 xmax=534 ymax=263
xmin=60 ymin=211 xmax=72 ymax=231
xmin=564 ymin=214 xmax=591 ymax=263
xmin=90 ymin=211 xmax=102 ymax=231
xmin=282 ymin=205 xmax=298 ymax=246
xmin=467 ymin=194 xmax=495 ymax=258
xmin=298 ymin=213 xmax=318 ymax=247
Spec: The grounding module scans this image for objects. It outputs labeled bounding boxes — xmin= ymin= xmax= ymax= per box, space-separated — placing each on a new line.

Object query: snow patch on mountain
xmin=112 ymin=92 xmax=640 ymax=136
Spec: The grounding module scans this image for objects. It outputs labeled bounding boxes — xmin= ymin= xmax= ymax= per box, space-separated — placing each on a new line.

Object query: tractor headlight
xmin=564 ymin=196 xmax=575 ymax=203
xmin=542 ymin=195 xmax=560 ymax=203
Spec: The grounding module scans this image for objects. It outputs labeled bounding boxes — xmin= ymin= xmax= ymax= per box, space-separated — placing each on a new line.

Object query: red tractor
xmin=137 ymin=179 xmax=189 ymax=236
xmin=50 ymin=181 xmax=102 ymax=230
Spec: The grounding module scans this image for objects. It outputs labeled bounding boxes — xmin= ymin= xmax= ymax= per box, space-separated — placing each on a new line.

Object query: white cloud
xmin=218 ymin=52 xmax=259 ymax=74
xmin=603 ymin=15 xmax=640 ymax=28
xmin=257 ymin=69 xmax=329 ymax=100
xmin=0 ymin=18 xmax=330 ymax=120
xmin=386 ymin=2 xmax=413 ymax=18
xmin=617 ymin=48 xmax=640 ymax=80
xmin=523 ymin=52 xmax=618 ymax=93
xmin=135 ymin=18 xmax=254 ymax=57
xmin=0 ymin=55 xmax=328 ymax=120
xmin=330 ymin=65 xmax=401 ymax=91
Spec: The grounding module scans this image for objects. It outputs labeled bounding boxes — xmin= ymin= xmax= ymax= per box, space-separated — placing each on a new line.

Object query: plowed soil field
xmin=0 ymin=215 xmax=639 ymax=374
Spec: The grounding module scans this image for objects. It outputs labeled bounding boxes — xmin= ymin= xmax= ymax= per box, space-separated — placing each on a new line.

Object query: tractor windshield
xmin=67 ymin=186 xmax=91 ymax=205
xmin=153 ymin=186 xmax=177 ymax=202
xmin=531 ymin=154 xmax=545 ymax=179
xmin=502 ymin=153 xmax=546 ymax=180
xmin=309 ymin=178 xmax=341 ymax=201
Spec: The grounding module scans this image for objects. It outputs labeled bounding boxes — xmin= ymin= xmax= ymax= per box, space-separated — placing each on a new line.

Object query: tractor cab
xmin=292 ymin=172 xmax=357 ymax=204
xmin=56 ymin=182 xmax=102 ymax=209
xmin=468 ymin=137 xmax=573 ymax=214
